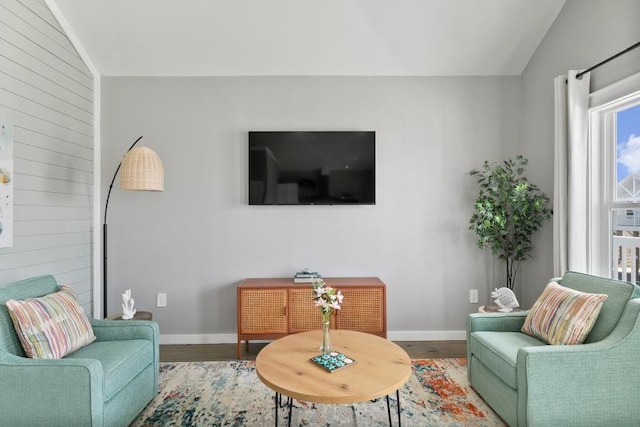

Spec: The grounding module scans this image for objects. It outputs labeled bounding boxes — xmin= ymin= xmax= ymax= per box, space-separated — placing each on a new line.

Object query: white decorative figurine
xmin=491 ymin=287 xmax=520 ymax=312
xmin=122 ymin=289 xmax=136 ymax=319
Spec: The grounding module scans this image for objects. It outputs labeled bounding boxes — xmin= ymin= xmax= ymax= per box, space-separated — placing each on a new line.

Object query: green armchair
xmin=467 ymin=271 xmax=640 ymax=426
xmin=0 ymin=275 xmax=159 ymax=426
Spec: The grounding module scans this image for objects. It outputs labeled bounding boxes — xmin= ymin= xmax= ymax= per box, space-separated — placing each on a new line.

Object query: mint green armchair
xmin=0 ymin=275 xmax=159 ymax=426
xmin=467 ymin=271 xmax=640 ymax=426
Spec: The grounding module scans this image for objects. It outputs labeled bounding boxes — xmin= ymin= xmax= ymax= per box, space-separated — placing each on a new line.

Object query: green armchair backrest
xmin=560 ymin=271 xmax=640 ymax=343
xmin=0 ymin=275 xmax=60 ymax=356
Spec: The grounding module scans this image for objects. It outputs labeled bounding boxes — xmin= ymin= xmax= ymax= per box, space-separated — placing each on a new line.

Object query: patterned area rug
xmin=131 ymin=358 xmax=506 ymax=426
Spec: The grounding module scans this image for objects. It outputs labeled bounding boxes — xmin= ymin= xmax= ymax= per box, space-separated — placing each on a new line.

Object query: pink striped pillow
xmin=6 ymin=285 xmax=96 ymax=359
xmin=521 ymin=281 xmax=608 ymax=345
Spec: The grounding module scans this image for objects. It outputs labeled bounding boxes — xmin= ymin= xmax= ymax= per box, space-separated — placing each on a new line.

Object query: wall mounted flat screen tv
xmin=249 ymin=131 xmax=375 ymax=205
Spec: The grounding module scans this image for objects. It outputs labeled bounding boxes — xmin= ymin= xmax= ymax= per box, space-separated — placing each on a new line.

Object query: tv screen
xmin=249 ymin=131 xmax=375 ymax=205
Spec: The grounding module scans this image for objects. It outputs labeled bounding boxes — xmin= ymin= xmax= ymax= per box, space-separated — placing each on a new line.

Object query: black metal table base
xmin=273 ymin=389 xmax=401 ymax=427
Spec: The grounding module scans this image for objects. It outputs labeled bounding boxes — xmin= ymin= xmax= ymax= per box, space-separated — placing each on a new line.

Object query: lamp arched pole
xmin=103 ymin=135 xmax=143 ymax=318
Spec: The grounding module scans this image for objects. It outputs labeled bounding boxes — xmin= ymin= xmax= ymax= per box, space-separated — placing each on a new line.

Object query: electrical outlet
xmin=469 ymin=289 xmax=479 ymax=304
xmin=157 ymin=293 xmax=167 ymax=307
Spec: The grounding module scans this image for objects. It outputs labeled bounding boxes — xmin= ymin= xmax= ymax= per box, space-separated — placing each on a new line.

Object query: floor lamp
xmin=103 ymin=136 xmax=164 ymax=317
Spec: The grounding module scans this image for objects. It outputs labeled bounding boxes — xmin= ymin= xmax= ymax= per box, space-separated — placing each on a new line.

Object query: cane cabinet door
xmin=238 ymin=288 xmax=288 ymax=334
xmin=335 ymin=287 xmax=386 ymax=336
xmin=288 ymin=287 xmax=335 ymax=333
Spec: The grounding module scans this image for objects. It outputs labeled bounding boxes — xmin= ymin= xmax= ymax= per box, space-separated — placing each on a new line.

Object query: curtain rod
xmin=576 ymin=40 xmax=640 ymax=80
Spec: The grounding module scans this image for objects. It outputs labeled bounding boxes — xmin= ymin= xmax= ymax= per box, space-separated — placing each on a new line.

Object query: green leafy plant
xmin=469 ymin=155 xmax=552 ymax=290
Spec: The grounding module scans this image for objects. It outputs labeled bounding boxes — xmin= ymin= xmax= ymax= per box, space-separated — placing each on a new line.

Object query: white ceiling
xmin=51 ymin=0 xmax=566 ymax=77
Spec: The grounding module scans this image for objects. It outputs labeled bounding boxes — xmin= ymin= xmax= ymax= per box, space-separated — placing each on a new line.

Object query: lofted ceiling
xmin=50 ymin=0 xmax=566 ymax=77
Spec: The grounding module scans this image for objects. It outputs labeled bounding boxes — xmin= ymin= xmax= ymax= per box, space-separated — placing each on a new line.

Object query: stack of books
xmin=294 ymin=270 xmax=321 ymax=283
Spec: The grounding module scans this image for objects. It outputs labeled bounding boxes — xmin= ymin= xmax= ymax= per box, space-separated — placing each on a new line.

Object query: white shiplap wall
xmin=0 ymin=0 xmax=94 ymax=313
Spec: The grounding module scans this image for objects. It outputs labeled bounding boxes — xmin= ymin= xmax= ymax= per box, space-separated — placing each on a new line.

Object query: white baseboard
xmin=159 ymin=330 xmax=466 ymax=345
xmin=388 ymin=330 xmax=466 ymax=341
xmin=160 ymin=334 xmax=238 ymax=345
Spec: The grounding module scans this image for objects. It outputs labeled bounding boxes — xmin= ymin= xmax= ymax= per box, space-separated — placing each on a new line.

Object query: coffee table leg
xmin=386 ymin=394 xmax=392 ymax=425
xmin=274 ymin=392 xmax=279 ymax=427
xmin=277 ymin=390 xmax=400 ymax=427
xmin=384 ymin=390 xmax=402 ymax=426
xmin=396 ymin=389 xmax=401 ymax=427
xmin=273 ymin=392 xmax=294 ymax=427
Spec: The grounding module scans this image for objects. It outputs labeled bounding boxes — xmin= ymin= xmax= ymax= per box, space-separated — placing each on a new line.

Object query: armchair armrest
xmin=467 ymin=311 xmax=530 ymax=332
xmin=467 ymin=311 xmax=529 ymax=334
xmin=0 ymin=351 xmax=104 ymax=426
xmin=90 ymin=318 xmax=159 ymax=342
xmin=466 ymin=311 xmax=530 ymax=375
xmin=90 ymin=318 xmax=160 ymax=392
xmin=515 ymin=299 xmax=640 ymax=426
xmin=467 ymin=310 xmax=529 ymax=372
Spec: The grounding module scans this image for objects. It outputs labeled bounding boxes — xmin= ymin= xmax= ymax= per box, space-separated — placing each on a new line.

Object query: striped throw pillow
xmin=521 ymin=281 xmax=608 ymax=345
xmin=6 ymin=285 xmax=96 ymax=359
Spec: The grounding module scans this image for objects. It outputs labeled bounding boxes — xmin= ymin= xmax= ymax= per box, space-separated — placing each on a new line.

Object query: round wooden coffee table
xmin=256 ymin=329 xmax=411 ymax=426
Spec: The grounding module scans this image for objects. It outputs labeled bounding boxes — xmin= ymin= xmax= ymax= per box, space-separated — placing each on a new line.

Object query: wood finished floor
xmin=160 ymin=340 xmax=467 ymax=362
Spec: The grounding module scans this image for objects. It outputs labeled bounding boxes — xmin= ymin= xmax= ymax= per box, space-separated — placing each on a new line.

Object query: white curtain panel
xmin=553 ymin=70 xmax=591 ymax=277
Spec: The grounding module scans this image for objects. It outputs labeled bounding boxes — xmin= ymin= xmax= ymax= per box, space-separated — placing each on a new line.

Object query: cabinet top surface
xmin=255 ymin=330 xmax=409 ymax=404
xmin=239 ymin=277 xmax=385 ymax=288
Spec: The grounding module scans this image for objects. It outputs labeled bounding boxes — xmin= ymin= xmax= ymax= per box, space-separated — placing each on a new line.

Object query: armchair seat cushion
xmin=470 ymin=331 xmax=546 ymax=388
xmin=66 ymin=339 xmax=153 ymax=400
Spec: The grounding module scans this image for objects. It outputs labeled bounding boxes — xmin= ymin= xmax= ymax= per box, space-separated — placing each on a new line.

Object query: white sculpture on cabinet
xmin=122 ymin=289 xmax=136 ymax=319
xmin=490 ymin=287 xmax=520 ymax=312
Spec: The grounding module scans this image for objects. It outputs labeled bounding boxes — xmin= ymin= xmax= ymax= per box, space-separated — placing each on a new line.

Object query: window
xmin=611 ymin=103 xmax=640 ymax=283
xmin=590 ymin=88 xmax=640 ymax=284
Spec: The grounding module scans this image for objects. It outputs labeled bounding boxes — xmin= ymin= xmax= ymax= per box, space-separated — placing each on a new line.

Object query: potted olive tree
xmin=469 ymin=155 xmax=552 ymax=291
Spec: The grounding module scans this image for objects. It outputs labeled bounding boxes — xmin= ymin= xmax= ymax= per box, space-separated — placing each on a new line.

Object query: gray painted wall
xmin=5 ymin=0 xmax=634 ymax=338
xmin=0 ymin=0 xmax=94 ymax=312
xmin=101 ymin=76 xmax=521 ymax=340
xmin=519 ymin=0 xmax=640 ymax=306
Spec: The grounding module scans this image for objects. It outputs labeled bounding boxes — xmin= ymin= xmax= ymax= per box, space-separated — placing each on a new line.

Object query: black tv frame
xmin=247 ymin=130 xmax=376 ymax=206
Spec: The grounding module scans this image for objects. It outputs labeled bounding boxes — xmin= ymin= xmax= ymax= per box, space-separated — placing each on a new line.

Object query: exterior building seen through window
xmin=612 ymin=103 xmax=640 ymax=284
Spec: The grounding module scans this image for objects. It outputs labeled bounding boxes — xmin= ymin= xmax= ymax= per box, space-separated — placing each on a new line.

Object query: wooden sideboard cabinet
xmin=237 ymin=277 xmax=387 ymax=359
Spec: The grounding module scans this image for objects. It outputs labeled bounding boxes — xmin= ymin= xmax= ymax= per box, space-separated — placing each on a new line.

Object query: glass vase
xmin=320 ymin=317 xmax=332 ymax=352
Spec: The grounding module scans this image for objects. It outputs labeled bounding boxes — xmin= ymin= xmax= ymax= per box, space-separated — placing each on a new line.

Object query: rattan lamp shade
xmin=119 ymin=146 xmax=164 ymax=191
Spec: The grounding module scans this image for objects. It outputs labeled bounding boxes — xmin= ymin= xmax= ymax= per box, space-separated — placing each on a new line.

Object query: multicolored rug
xmin=131 ymin=358 xmax=506 ymax=426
